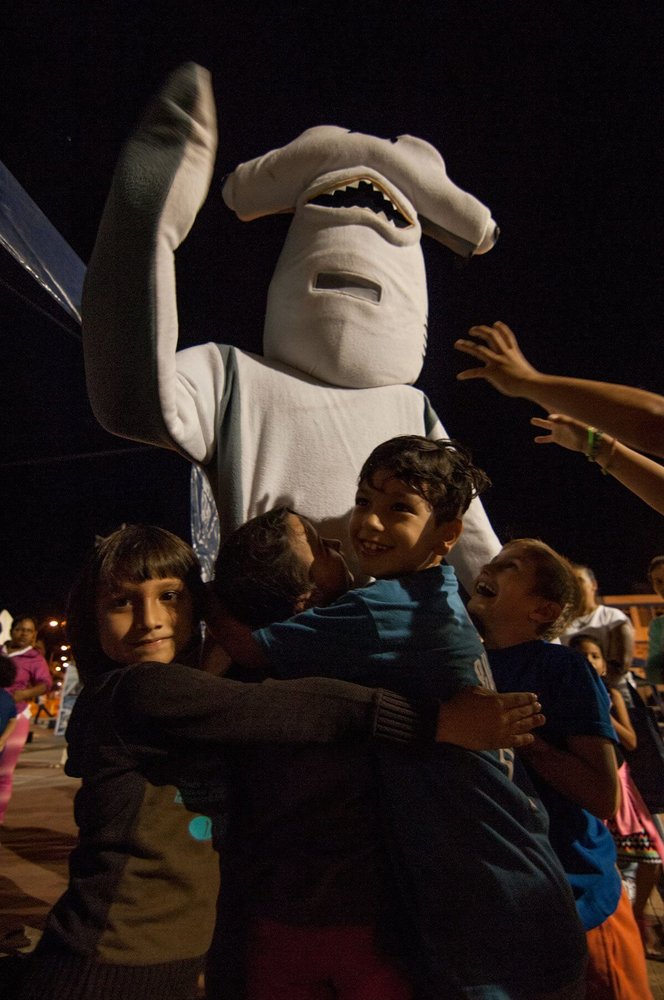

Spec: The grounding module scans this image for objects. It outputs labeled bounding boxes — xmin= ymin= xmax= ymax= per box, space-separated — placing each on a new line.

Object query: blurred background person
xmin=0 ymin=615 xmax=51 ymax=825
xmin=646 ymin=556 xmax=664 ymax=686
xmin=560 ymin=567 xmax=635 ymax=676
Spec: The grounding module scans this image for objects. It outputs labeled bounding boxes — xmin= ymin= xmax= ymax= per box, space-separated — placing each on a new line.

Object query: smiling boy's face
xmin=96 ymin=577 xmax=194 ymax=665
xmin=468 ymin=541 xmax=561 ymax=649
xmin=349 ymin=470 xmax=460 ymax=579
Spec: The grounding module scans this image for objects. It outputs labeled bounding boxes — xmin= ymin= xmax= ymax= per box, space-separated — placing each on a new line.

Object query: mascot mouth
xmin=307 ymin=178 xmax=413 ymax=229
xmin=314 ymin=271 xmax=382 ymax=302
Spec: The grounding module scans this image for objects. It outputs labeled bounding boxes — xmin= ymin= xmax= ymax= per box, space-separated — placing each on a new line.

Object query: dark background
xmin=1 ymin=1 xmax=662 ymax=619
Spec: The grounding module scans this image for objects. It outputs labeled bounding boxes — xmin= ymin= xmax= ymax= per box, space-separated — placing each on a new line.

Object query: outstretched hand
xmin=436 ymin=686 xmax=545 ymax=750
xmin=530 ymin=413 xmax=587 ymax=453
xmin=454 ymin=322 xmax=541 ymax=397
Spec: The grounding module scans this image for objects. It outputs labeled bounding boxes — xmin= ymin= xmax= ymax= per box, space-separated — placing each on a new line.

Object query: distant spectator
xmin=0 ymin=616 xmax=52 ymax=824
xmin=0 ymin=655 xmax=18 ymax=761
xmin=570 ymin=634 xmax=664 ymax=961
xmin=646 ymin=556 xmax=664 ymax=686
xmin=560 ymin=566 xmax=635 ymax=675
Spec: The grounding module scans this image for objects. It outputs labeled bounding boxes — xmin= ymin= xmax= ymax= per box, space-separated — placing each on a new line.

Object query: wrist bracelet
xmin=585 ymin=426 xmax=604 ymax=462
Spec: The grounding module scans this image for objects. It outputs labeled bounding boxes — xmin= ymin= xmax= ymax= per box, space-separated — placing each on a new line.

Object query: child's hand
xmin=436 ymin=687 xmax=545 ymax=749
xmin=530 ymin=413 xmax=587 ymax=454
xmin=455 ymin=322 xmax=541 ymax=396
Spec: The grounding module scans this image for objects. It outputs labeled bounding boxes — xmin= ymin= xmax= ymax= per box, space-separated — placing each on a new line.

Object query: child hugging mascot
xmin=82 ymin=63 xmax=500 ymax=590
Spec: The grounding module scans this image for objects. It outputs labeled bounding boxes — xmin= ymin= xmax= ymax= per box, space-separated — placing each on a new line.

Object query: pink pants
xmin=0 ymin=712 xmax=30 ymax=823
xmin=246 ymin=920 xmax=412 ymax=1000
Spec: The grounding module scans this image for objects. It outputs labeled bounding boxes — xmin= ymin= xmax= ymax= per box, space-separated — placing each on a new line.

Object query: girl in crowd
xmin=569 ymin=633 xmax=664 ymax=961
xmin=16 ymin=525 xmax=432 ymax=1000
xmin=560 ymin=564 xmax=634 ymax=675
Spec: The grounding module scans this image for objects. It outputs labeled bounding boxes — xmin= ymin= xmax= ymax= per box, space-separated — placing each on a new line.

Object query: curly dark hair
xmin=0 ymin=655 xmax=17 ymax=689
xmin=358 ymin=435 xmax=490 ymax=523
xmin=67 ymin=524 xmax=205 ymax=683
xmin=212 ymin=506 xmax=310 ymax=627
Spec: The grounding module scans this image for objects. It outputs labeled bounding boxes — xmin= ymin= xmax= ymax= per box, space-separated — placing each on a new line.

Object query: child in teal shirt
xmin=212 ymin=435 xmax=587 ymax=1000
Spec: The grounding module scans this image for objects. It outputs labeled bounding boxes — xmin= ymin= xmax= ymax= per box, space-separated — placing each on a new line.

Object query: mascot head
xmin=223 ymin=127 xmax=497 ymax=388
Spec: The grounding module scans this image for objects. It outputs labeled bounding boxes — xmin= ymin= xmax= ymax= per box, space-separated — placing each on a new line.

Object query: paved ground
xmin=2 ymin=725 xmax=664 ymax=997
xmin=0 ymin=726 xmax=77 ymax=953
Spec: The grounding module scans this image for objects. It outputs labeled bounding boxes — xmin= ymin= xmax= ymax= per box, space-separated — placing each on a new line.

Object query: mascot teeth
xmin=308 ymin=178 xmax=412 ymax=228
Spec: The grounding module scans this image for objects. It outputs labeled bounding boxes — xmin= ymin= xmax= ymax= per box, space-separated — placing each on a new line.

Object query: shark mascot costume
xmin=82 ymin=63 xmax=500 ymax=590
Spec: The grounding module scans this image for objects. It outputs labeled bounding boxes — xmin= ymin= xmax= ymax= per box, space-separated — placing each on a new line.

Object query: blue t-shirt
xmin=256 ymin=569 xmax=587 ymax=997
xmin=488 ymin=640 xmax=621 ymax=931
xmin=0 ymin=688 xmax=17 ymax=753
xmin=255 ymin=565 xmax=491 ymax=701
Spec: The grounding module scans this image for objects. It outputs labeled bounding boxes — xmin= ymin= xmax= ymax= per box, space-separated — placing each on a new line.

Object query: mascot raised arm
xmin=82 ymin=63 xmax=500 ymax=590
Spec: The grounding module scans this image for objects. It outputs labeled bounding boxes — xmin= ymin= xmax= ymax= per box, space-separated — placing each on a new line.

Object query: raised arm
xmin=82 ymin=63 xmax=225 ymax=462
xmin=530 ymin=412 xmax=664 ymax=516
xmin=455 ymin=322 xmax=664 ymax=458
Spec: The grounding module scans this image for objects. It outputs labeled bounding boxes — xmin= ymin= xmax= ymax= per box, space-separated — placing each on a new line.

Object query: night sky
xmin=1 ymin=2 xmax=662 ymax=619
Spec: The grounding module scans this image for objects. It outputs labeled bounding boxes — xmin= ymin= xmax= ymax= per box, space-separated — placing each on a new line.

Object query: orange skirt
xmin=585 ymin=882 xmax=653 ymax=1000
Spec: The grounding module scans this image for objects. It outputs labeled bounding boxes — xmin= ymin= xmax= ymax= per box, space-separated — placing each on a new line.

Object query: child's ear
xmin=434 ymin=518 xmax=464 ymax=556
xmin=528 ymin=599 xmax=562 ymax=627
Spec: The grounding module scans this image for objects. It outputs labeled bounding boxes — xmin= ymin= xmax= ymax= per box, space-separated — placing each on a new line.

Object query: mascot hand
xmin=113 ymin=62 xmax=217 ymax=252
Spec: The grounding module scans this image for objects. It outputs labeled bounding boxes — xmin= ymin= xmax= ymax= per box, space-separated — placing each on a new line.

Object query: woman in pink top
xmin=0 ymin=616 xmax=52 ymax=823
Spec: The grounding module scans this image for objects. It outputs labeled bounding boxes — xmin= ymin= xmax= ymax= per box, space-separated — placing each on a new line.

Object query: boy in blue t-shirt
xmin=467 ymin=537 xmax=653 ymax=1000
xmin=212 ymin=436 xmax=587 ymax=1000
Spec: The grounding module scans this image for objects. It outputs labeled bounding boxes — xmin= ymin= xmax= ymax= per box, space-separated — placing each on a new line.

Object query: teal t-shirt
xmin=255 ymin=569 xmax=587 ymax=997
xmin=254 ymin=564 xmax=491 ymax=702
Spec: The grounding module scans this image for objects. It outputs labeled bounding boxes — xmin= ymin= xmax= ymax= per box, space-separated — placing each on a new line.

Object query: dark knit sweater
xmin=18 ymin=662 xmax=423 ymax=1000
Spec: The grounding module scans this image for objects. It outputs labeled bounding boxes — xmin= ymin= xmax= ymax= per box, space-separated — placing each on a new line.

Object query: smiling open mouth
xmin=357 ymin=541 xmax=389 ymax=556
xmin=307 ymin=178 xmax=412 ymax=228
xmin=475 ymin=580 xmax=496 ymax=596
